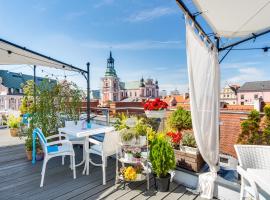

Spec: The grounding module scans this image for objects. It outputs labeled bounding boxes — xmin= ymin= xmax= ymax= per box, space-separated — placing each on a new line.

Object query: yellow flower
xmin=124 ymin=166 xmax=137 ymax=181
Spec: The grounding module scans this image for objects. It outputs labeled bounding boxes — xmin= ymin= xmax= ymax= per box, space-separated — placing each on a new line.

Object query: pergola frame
xmin=175 ymin=0 xmax=270 ymax=63
xmin=0 ymin=38 xmax=91 ymax=123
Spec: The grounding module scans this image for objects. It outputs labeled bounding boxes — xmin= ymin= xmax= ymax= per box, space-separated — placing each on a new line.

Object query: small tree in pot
xmin=7 ymin=114 xmax=21 ymax=137
xmin=150 ymin=134 xmax=175 ymax=192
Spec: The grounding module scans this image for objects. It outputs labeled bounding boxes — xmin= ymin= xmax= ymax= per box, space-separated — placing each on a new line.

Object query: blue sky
xmin=0 ymin=0 xmax=270 ymax=92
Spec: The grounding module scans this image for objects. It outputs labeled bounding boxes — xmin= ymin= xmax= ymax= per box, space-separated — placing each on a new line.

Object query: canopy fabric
xmin=193 ymin=0 xmax=270 ymax=38
xmin=186 ymin=21 xmax=220 ymax=199
xmin=0 ymin=38 xmax=85 ymax=73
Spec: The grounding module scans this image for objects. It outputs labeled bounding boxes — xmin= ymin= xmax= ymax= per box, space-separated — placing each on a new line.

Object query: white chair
xmin=85 ymin=130 xmax=119 ymax=185
xmin=234 ymin=145 xmax=270 ymax=200
xmin=61 ymin=120 xmax=85 ymax=166
xmin=34 ymin=128 xmax=76 ymax=187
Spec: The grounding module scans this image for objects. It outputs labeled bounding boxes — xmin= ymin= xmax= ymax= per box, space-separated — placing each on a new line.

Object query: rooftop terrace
xmin=0 ymin=139 xmax=205 ymax=200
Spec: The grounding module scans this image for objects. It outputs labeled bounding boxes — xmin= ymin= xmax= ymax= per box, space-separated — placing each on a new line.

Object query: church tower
xmin=101 ymin=51 xmax=120 ymax=103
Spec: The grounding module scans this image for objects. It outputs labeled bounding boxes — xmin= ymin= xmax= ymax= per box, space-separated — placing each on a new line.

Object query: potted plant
xmin=166 ymin=107 xmax=204 ymax=172
xmin=143 ymin=98 xmax=168 ymax=118
xmin=133 ymin=151 xmax=141 ymax=162
xmin=25 ymin=136 xmax=33 ymax=160
xmin=134 ymin=163 xmax=144 ymax=180
xmin=7 ymin=114 xmax=21 ymax=137
xmin=176 ymin=131 xmax=204 ymax=172
xmin=124 ymin=149 xmax=133 ymax=162
xmin=150 ymin=134 xmax=175 ymax=192
xmin=123 ymin=166 xmax=137 ymax=181
xmin=120 ymin=128 xmax=136 ymax=145
xmin=135 ymin=118 xmax=148 ymax=146
xmin=25 ymin=135 xmax=44 ymax=161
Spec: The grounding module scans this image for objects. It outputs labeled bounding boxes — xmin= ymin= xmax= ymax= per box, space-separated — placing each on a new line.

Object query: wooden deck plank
xmin=159 ymin=185 xmax=186 ymax=200
xmin=54 ymin=171 xmax=115 ymax=200
xmin=113 ymin=178 xmax=156 ymax=200
xmin=179 ymin=191 xmax=198 ymax=200
xmin=97 ymin=179 xmax=151 ymax=200
xmin=134 ymin=181 xmax=179 ymax=200
xmin=0 ymin=144 xmax=202 ymax=200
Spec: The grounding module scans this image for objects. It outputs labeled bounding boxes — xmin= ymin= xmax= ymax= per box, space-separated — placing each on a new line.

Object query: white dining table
xmin=247 ymin=168 xmax=270 ymax=196
xmin=58 ymin=123 xmax=114 ymax=175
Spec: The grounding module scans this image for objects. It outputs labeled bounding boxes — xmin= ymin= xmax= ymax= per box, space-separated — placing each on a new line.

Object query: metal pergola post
xmin=33 ymin=65 xmax=37 ymax=112
xmin=86 ymin=62 xmax=90 ymax=124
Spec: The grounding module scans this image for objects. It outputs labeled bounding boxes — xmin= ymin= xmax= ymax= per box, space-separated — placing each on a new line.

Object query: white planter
xmin=124 ymin=153 xmax=133 ymax=161
xmin=139 ymin=136 xmax=147 ymax=146
xmin=179 ymin=145 xmax=199 ymax=155
xmin=136 ymin=173 xmax=142 ymax=180
xmin=145 ymin=110 xmax=166 ymax=118
xmin=122 ymin=137 xmax=136 ymax=146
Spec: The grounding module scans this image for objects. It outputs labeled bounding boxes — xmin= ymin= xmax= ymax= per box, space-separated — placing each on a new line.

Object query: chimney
xmin=254 ymin=97 xmax=263 ymax=112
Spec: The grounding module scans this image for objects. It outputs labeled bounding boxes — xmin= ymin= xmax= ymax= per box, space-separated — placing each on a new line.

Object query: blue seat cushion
xmin=90 ymin=133 xmax=105 ymax=142
xmin=47 ymin=145 xmax=59 ymax=153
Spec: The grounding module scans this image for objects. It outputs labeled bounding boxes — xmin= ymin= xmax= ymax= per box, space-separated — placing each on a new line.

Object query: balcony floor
xmin=0 ymin=143 xmax=204 ymax=200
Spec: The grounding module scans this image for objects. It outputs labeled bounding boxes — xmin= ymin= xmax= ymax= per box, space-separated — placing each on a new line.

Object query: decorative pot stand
xmin=115 ymin=142 xmax=150 ymax=190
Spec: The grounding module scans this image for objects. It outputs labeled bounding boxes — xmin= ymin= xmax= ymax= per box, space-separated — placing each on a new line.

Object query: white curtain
xmin=186 ymin=21 xmax=220 ymax=199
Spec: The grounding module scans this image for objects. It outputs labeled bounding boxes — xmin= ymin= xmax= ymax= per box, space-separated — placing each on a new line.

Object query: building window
xmin=254 ymin=94 xmax=258 ymax=99
xmin=129 ymin=92 xmax=132 ymax=96
xmin=135 ymin=92 xmax=137 ymax=97
xmin=241 ymin=94 xmax=244 ymax=99
xmin=223 ymin=95 xmax=226 ymax=98
xmin=241 ymin=102 xmax=244 ymax=105
xmin=227 ymin=95 xmax=229 ymax=98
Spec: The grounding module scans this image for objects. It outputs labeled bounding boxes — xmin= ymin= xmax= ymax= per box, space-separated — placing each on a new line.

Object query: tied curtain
xmin=186 ymin=21 xmax=220 ymax=199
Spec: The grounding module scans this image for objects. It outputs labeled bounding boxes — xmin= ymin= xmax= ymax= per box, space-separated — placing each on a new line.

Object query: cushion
xmin=90 ymin=133 xmax=105 ymax=142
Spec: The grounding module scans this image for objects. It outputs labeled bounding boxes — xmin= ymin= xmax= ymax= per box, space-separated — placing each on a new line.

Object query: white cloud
xmin=94 ymin=0 xmax=114 ymax=8
xmin=224 ymin=67 xmax=267 ymax=86
xmin=221 ymin=61 xmax=262 ymax=69
xmin=83 ymin=40 xmax=182 ymax=50
xmin=126 ymin=7 xmax=177 ymax=22
xmin=159 ymin=83 xmax=188 ymax=93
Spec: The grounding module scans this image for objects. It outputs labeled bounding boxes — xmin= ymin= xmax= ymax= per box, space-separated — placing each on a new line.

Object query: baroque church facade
xmin=101 ymin=52 xmax=159 ymax=103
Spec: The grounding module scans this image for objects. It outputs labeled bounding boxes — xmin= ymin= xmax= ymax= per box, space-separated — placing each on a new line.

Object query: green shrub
xmin=149 ymin=134 xmax=175 ymax=178
xmin=181 ymin=132 xmax=197 ymax=148
xmin=134 ymin=118 xmax=148 ymax=137
xmin=237 ymin=110 xmax=262 ymax=144
xmin=167 ymin=107 xmax=192 ymax=132
xmin=114 ymin=113 xmax=129 ymax=131
xmin=7 ymin=114 xmax=21 ymax=129
xmin=120 ymin=128 xmax=135 ymax=142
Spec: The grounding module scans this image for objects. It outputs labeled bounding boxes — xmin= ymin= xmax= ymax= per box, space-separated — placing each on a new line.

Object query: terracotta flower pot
xmin=10 ymin=128 xmax=19 ymax=137
xmin=25 ymin=150 xmax=32 ymax=161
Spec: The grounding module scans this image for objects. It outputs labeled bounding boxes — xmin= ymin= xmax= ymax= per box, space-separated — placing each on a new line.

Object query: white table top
xmin=58 ymin=123 xmax=114 ymax=138
xmin=247 ymin=168 xmax=270 ymax=194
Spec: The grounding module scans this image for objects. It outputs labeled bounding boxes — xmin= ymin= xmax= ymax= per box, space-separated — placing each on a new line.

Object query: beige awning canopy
xmin=0 ymin=38 xmax=86 ymax=73
xmin=193 ymin=0 xmax=270 ymax=38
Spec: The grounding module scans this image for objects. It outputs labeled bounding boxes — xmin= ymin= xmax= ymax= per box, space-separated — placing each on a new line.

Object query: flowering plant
xmin=124 ymin=166 xmax=137 ymax=181
xmin=143 ymin=98 xmax=168 ymax=111
xmin=134 ymin=163 xmax=144 ymax=174
xmin=167 ymin=131 xmax=182 ymax=146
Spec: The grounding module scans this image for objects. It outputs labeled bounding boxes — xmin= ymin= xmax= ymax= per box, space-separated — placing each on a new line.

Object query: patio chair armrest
xmin=46 ymin=133 xmax=68 ymax=140
xmin=237 ymin=166 xmax=259 ymax=198
xmin=89 ymin=138 xmax=103 ymax=145
xmin=46 ymin=140 xmax=72 ymax=147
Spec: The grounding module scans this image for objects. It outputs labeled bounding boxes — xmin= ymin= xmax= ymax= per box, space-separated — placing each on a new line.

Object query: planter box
xmin=145 ymin=110 xmax=166 ymax=118
xmin=174 ymin=146 xmax=205 ymax=172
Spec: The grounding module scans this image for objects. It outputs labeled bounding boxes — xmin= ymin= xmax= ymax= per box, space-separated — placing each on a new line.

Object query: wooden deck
xmin=0 ymin=144 xmax=205 ymax=200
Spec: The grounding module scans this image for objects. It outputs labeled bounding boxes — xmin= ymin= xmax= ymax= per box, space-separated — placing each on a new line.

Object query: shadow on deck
xmin=0 ymin=144 xmax=203 ymax=200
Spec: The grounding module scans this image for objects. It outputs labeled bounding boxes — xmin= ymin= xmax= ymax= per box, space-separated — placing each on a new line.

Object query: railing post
xmin=86 ymin=62 xmax=90 ymax=124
